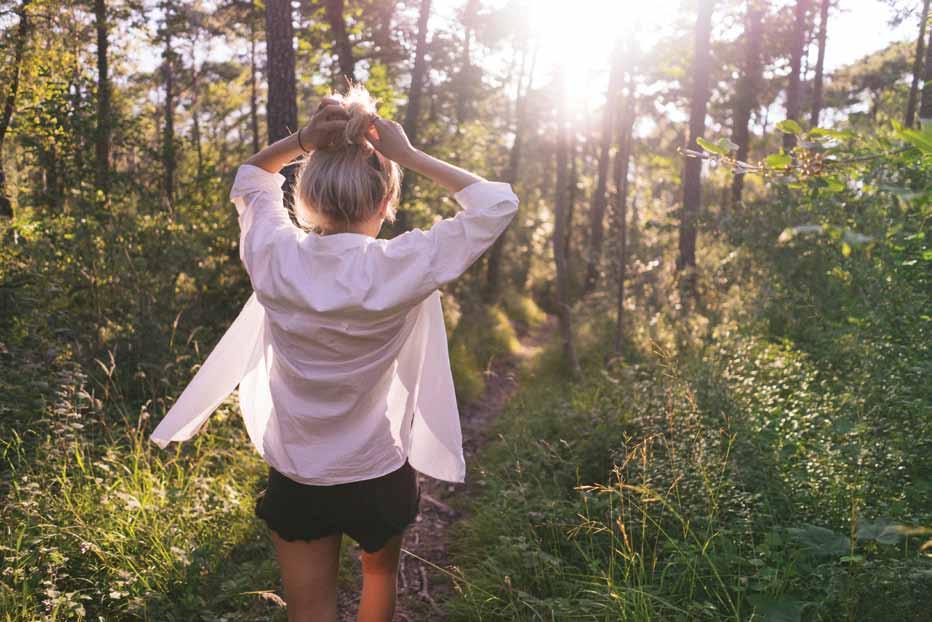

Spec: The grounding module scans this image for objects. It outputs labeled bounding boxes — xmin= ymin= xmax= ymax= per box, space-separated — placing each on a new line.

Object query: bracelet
xmin=296 ymin=129 xmax=311 ymax=154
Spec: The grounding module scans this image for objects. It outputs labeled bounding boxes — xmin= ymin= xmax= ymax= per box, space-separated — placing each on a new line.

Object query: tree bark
xmin=784 ymin=0 xmax=809 ymax=150
xmin=265 ymin=0 xmax=298 ymax=208
xmin=612 ymin=69 xmax=636 ymax=356
xmin=731 ymin=0 xmax=763 ymax=206
xmin=922 ymin=20 xmax=932 ymax=123
xmin=323 ymin=0 xmax=356 ymax=83
xmin=676 ymin=0 xmax=714 ymax=296
xmin=397 ymin=0 xmax=432 ymax=227
xmin=250 ymin=16 xmax=260 ymax=155
xmin=161 ymin=6 xmax=176 ymax=214
xmin=906 ymin=0 xmax=930 ymax=128
xmin=0 ymin=0 xmax=30 ymax=220
xmin=810 ymin=0 xmax=829 ymax=127
xmin=94 ymin=0 xmax=111 ymax=203
xmin=563 ymin=130 xmax=577 ymax=263
xmin=583 ymin=42 xmax=623 ymax=293
xmin=552 ymin=69 xmax=581 ymax=377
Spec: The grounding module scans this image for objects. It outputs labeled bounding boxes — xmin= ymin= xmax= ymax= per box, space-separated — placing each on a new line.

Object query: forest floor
xmin=335 ymin=317 xmax=553 ymax=621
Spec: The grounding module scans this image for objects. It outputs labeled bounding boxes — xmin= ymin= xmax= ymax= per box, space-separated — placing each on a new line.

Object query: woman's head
xmin=294 ymin=85 xmax=402 ymax=234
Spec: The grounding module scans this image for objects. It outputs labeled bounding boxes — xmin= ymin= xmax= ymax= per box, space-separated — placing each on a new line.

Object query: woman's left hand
xmin=299 ymin=98 xmax=350 ymax=151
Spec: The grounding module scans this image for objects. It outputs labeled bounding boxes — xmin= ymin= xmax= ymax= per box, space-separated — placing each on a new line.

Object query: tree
xmin=552 ymin=68 xmax=581 ymax=377
xmin=784 ymin=0 xmax=810 ymax=150
xmin=906 ymin=0 xmax=930 ymax=127
xmin=612 ymin=64 xmax=637 ymax=355
xmin=323 ymin=0 xmax=356 ymax=83
xmin=397 ymin=0 xmax=431 ymax=225
xmin=676 ymin=0 xmax=714 ymax=295
xmin=922 ymin=16 xmax=932 ymax=123
xmin=94 ymin=0 xmax=111 ymax=204
xmin=583 ymin=41 xmax=623 ymax=294
xmin=732 ymin=0 xmax=764 ymax=206
xmin=485 ymin=32 xmax=536 ymax=302
xmin=810 ymin=0 xmax=830 ymax=126
xmin=265 ymin=0 xmax=298 ymax=206
xmin=0 ymin=0 xmax=30 ymax=219
xmin=159 ymin=1 xmax=178 ymax=213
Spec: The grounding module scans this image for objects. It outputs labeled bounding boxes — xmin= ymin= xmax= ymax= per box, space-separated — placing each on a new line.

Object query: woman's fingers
xmin=317 ymin=104 xmax=349 ymax=121
xmin=316 ymin=97 xmax=341 ymax=111
xmin=316 ymin=120 xmax=348 ymax=132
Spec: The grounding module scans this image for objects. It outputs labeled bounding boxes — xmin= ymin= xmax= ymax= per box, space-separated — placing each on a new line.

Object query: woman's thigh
xmin=270 ymin=530 xmax=342 ymax=618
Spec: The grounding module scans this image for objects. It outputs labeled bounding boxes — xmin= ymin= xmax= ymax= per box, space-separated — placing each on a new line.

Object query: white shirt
xmin=148 ymin=164 xmax=519 ymax=485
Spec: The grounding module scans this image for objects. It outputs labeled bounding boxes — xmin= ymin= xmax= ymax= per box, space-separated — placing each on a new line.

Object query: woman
xmin=148 ymin=85 xmax=519 ymax=622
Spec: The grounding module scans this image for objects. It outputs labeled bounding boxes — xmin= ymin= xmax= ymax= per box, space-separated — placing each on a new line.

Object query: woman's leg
xmin=357 ymin=532 xmax=404 ymax=622
xmin=270 ymin=529 xmax=342 ymax=622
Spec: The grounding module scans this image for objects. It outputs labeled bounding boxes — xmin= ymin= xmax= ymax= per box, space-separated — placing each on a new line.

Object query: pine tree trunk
xmin=397 ymin=0 xmax=432 ymax=227
xmin=922 ymin=24 xmax=932 ymax=123
xmin=0 ymin=0 xmax=30 ymax=220
xmin=265 ymin=0 xmax=298 ymax=207
xmin=161 ymin=22 xmax=176 ymax=214
xmin=784 ymin=0 xmax=809 ymax=150
xmin=94 ymin=0 xmax=111 ymax=203
xmin=250 ymin=18 xmax=260 ymax=155
xmin=613 ymin=71 xmax=636 ymax=356
xmin=732 ymin=0 xmax=763 ymax=206
xmin=324 ymin=0 xmax=356 ymax=83
xmin=810 ymin=0 xmax=829 ymax=127
xmin=563 ymin=130 xmax=577 ymax=263
xmin=583 ymin=42 xmax=622 ymax=294
xmin=676 ymin=0 xmax=714 ymax=297
xmin=906 ymin=0 xmax=930 ymax=128
xmin=552 ymin=69 xmax=581 ymax=377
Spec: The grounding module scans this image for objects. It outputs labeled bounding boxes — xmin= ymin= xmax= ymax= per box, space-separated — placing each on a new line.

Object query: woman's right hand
xmin=366 ymin=117 xmax=418 ymax=167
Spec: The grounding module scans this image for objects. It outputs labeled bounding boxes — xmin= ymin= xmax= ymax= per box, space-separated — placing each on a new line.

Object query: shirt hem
xmin=267 ymin=452 xmax=410 ymax=486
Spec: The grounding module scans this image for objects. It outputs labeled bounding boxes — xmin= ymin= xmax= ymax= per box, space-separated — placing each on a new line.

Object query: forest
xmin=1 ymin=0 xmax=931 ymax=620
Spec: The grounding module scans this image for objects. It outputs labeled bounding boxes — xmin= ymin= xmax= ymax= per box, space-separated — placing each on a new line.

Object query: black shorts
xmin=254 ymin=458 xmax=421 ymax=554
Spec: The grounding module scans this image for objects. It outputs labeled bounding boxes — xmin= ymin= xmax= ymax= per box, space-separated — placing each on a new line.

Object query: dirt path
xmin=336 ymin=320 xmax=549 ymax=621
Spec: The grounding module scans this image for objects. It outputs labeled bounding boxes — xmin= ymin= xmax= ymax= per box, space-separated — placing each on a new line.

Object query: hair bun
xmin=336 ymin=85 xmax=377 ymax=152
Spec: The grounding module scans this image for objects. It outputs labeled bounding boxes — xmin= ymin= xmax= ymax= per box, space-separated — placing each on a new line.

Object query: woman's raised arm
xmin=366 ymin=118 xmax=485 ymax=193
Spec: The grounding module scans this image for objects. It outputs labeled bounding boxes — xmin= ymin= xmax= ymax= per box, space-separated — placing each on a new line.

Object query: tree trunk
xmin=583 ymin=42 xmax=623 ymax=293
xmin=0 ymin=0 xmax=30 ymax=220
xmin=323 ymin=0 xmax=356 ymax=83
xmin=810 ymin=0 xmax=829 ymax=127
xmin=161 ymin=15 xmax=176 ymax=214
xmin=784 ymin=0 xmax=809 ymax=150
xmin=265 ymin=0 xmax=298 ymax=208
xmin=922 ymin=21 xmax=932 ymax=123
xmin=250 ymin=17 xmax=260 ymax=154
xmin=397 ymin=0 xmax=432 ymax=226
xmin=455 ymin=0 xmax=480 ymax=132
xmin=485 ymin=35 xmax=536 ymax=301
xmin=563 ymin=130 xmax=577 ymax=263
xmin=906 ymin=0 xmax=930 ymax=127
xmin=612 ymin=70 xmax=636 ymax=356
xmin=676 ymin=0 xmax=714 ymax=297
xmin=94 ymin=0 xmax=111 ymax=203
xmin=731 ymin=0 xmax=763 ymax=206
xmin=552 ymin=69 xmax=581 ymax=377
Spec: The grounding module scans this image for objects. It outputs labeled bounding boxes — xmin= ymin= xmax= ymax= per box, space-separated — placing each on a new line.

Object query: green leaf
xmin=901 ymin=129 xmax=932 ymax=154
xmin=697 ymin=137 xmax=729 ymax=156
xmin=766 ymin=152 xmax=792 ymax=168
xmin=776 ymin=119 xmax=804 ymax=135
xmin=809 ymin=127 xmax=853 ymax=140
xmin=718 ymin=137 xmax=739 ymax=152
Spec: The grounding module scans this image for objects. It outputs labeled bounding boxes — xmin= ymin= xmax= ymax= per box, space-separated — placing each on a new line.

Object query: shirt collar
xmin=309 ymin=231 xmax=376 ymax=250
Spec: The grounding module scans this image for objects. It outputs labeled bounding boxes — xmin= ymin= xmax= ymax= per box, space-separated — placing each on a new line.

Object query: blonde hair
xmin=294 ymin=85 xmax=402 ymax=232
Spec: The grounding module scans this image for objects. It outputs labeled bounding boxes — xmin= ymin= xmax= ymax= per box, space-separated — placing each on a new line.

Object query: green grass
xmin=443 ymin=315 xmax=932 ymax=621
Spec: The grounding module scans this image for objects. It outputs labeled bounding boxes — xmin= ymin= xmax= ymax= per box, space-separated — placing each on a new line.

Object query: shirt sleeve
xmin=229 ymin=163 xmax=293 ymax=280
xmin=364 ymin=180 xmax=519 ymax=309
